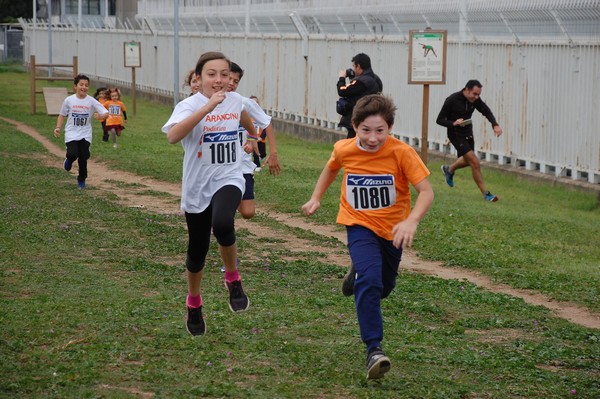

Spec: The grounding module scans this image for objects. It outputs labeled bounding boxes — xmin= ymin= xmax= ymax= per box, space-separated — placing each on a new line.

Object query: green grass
xmin=1 ymin=67 xmax=599 ymax=398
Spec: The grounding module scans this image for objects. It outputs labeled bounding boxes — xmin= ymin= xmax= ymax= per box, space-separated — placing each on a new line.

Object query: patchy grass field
xmin=1 ymin=66 xmax=599 ymax=398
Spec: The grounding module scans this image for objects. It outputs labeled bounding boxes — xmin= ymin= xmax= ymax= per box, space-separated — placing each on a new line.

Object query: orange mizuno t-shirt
xmin=104 ymin=100 xmax=126 ymax=126
xmin=327 ymin=136 xmax=430 ymax=240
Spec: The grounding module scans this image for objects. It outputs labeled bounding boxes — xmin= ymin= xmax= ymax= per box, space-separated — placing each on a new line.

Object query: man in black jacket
xmin=436 ymin=80 xmax=503 ymax=202
xmin=337 ymin=53 xmax=383 ymax=138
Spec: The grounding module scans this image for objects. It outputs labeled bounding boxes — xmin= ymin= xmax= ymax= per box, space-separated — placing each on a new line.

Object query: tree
xmin=0 ymin=0 xmax=33 ymax=23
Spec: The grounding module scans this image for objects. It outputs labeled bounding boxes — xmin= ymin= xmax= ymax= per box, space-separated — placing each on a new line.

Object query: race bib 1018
xmin=201 ymin=131 xmax=239 ymax=165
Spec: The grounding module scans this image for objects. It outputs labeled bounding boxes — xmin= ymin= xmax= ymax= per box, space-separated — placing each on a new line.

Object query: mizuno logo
xmin=348 ymin=177 xmax=364 ymax=185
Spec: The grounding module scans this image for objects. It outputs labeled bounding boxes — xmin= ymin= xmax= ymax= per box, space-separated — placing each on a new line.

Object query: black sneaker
xmin=341 ymin=264 xmax=356 ymax=297
xmin=63 ymin=158 xmax=72 ymax=171
xmin=225 ymin=280 xmax=250 ymax=312
xmin=366 ymin=348 xmax=391 ymax=380
xmin=186 ymin=306 xmax=206 ymax=336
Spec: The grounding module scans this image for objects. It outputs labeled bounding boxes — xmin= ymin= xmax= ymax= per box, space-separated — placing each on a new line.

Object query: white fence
xmin=19 ymin=16 xmax=600 ymax=183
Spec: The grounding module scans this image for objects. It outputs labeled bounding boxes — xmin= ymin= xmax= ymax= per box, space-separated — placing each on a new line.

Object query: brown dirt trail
xmin=3 ymin=116 xmax=599 ymax=330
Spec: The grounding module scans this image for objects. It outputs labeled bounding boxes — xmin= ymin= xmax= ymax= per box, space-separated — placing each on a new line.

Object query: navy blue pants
xmin=347 ymin=225 xmax=402 ymax=354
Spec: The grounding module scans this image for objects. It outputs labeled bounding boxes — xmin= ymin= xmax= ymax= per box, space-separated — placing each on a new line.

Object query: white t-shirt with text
xmin=162 ymin=91 xmax=247 ymax=213
xmin=239 ymin=96 xmax=272 ymax=174
xmin=60 ymin=94 xmax=108 ymax=143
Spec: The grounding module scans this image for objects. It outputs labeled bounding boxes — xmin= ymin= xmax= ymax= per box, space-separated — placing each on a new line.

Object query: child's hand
xmin=265 ymin=153 xmax=281 ymax=176
xmin=243 ymin=142 xmax=253 ymax=154
xmin=53 ymin=127 xmax=60 ymax=138
xmin=301 ymin=199 xmax=320 ymax=216
xmin=207 ymin=91 xmax=226 ymax=110
xmin=391 ymin=219 xmax=419 ymax=249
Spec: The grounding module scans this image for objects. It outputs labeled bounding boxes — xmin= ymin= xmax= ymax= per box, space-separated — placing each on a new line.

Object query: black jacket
xmin=436 ymin=90 xmax=498 ymax=137
xmin=337 ymin=68 xmax=383 ymax=129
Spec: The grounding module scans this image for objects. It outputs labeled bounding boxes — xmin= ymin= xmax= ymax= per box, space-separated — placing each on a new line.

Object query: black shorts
xmin=242 ymin=173 xmax=255 ymax=200
xmin=448 ymin=132 xmax=475 ymax=157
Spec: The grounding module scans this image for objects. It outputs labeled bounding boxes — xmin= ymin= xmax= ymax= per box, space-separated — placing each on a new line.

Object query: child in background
xmin=54 ymin=74 xmax=109 ymax=189
xmin=227 ymin=62 xmax=280 ymax=176
xmin=250 ymin=95 xmax=267 ymax=172
xmin=104 ymin=88 xmax=127 ymax=148
xmin=93 ymin=87 xmax=109 ymax=142
xmin=184 ymin=69 xmax=201 ymax=96
xmin=302 ymin=94 xmax=434 ymax=380
xmin=227 ymin=62 xmax=279 ymax=219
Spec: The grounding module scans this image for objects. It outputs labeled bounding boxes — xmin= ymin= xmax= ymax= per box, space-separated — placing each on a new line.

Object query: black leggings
xmin=65 ymin=139 xmax=90 ymax=182
xmin=185 ymin=185 xmax=242 ymax=273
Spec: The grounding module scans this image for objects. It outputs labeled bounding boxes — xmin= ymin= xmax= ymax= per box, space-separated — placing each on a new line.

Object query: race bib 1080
xmin=201 ymin=131 xmax=239 ymax=165
xmin=346 ymin=174 xmax=396 ymax=210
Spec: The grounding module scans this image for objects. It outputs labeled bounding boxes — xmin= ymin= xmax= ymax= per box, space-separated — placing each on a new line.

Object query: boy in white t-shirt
xmin=54 ymin=74 xmax=109 ymax=189
xmin=227 ymin=62 xmax=275 ymax=219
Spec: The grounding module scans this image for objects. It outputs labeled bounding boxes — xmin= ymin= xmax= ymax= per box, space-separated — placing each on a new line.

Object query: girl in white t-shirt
xmin=162 ymin=51 xmax=258 ymax=336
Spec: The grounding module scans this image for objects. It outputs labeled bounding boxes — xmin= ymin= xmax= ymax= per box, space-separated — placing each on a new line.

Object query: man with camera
xmin=336 ymin=53 xmax=383 ymax=138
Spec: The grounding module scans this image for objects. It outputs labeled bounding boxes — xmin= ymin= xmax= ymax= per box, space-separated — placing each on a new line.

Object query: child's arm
xmin=95 ymin=112 xmax=109 ymax=122
xmin=240 ymin=110 xmax=257 ymax=138
xmin=391 ymin=178 xmax=434 ymax=249
xmin=53 ymin=115 xmax=65 ymax=138
xmin=301 ymin=166 xmax=339 ymax=216
xmin=263 ymin=124 xmax=281 ymax=176
xmin=240 ymin=112 xmax=260 ymax=155
xmin=94 ymin=100 xmax=109 ymax=121
xmin=167 ymin=91 xmax=225 ymax=144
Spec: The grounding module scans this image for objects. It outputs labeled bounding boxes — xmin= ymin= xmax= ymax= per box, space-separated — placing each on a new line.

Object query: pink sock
xmin=224 ymin=269 xmax=240 ymax=283
xmin=187 ymin=293 xmax=202 ymax=308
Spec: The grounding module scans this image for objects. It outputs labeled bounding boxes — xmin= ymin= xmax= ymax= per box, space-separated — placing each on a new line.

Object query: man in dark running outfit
xmin=337 ymin=53 xmax=383 ymax=139
xmin=436 ymin=79 xmax=503 ymax=202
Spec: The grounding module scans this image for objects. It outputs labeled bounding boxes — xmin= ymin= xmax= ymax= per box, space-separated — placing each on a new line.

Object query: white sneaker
xmin=255 ymin=167 xmax=262 ymax=172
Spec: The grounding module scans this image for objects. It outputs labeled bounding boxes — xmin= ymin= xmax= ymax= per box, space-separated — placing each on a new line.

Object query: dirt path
xmin=4 ymin=116 xmax=599 ymax=330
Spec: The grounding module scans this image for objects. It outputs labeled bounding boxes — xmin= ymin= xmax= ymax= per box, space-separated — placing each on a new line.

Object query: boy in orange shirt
xmin=302 ymin=94 xmax=434 ymax=380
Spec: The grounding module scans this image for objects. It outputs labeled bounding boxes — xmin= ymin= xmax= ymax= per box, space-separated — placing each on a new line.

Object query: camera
xmin=345 ymin=68 xmax=355 ymax=79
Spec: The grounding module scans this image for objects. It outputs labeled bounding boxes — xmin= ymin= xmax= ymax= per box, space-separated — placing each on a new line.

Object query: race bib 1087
xmin=346 ymin=174 xmax=396 ymax=210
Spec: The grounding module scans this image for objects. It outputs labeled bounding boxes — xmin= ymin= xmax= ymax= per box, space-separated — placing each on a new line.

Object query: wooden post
xmin=131 ymin=67 xmax=137 ymax=116
xmin=73 ymin=56 xmax=78 ymax=77
xmin=30 ymin=55 xmax=36 ymax=114
xmin=30 ymin=55 xmax=78 ymax=115
xmin=421 ymin=84 xmax=430 ymax=163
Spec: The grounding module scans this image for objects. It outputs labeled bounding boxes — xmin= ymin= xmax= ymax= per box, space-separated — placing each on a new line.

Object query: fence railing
xmin=18 ymin=8 xmax=600 ymax=184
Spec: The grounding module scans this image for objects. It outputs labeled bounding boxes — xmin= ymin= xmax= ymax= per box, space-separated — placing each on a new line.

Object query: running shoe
xmin=77 ymin=180 xmax=86 ymax=190
xmin=366 ymin=348 xmax=391 ymax=380
xmin=64 ymin=158 xmax=72 ymax=171
xmin=483 ymin=191 xmax=498 ymax=202
xmin=186 ymin=306 xmax=206 ymax=336
xmin=341 ymin=263 xmax=356 ymax=297
xmin=225 ymin=280 xmax=250 ymax=312
xmin=441 ymin=164 xmax=454 ymax=187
